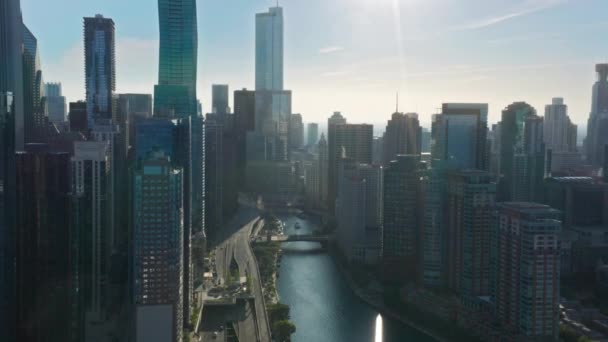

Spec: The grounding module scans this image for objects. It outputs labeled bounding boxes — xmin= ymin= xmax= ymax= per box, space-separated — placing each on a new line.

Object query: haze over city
xmin=22 ymin=0 xmax=608 ymax=127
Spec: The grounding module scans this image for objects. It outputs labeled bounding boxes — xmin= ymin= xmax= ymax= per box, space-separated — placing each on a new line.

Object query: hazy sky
xmin=21 ymin=0 xmax=608 ymax=131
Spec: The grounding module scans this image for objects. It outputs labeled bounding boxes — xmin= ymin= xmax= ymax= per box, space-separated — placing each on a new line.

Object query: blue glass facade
xmin=154 ymin=0 xmax=198 ymax=118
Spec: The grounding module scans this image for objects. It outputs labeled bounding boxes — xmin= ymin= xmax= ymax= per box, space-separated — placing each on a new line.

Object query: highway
xmin=210 ymin=206 xmax=271 ymax=342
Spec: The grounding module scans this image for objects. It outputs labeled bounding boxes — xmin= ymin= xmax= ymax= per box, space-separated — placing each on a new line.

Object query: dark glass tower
xmin=0 ymin=1 xmax=24 ymax=340
xmin=22 ymin=24 xmax=45 ymax=143
xmin=154 ymin=0 xmax=198 ymax=118
xmin=84 ymin=15 xmax=115 ymax=126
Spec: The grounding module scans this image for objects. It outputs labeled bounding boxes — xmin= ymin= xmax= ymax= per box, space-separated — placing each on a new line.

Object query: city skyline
xmin=20 ymin=0 xmax=608 ymax=129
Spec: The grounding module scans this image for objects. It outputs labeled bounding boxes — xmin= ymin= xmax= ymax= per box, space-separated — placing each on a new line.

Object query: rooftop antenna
xmin=396 ymin=92 xmax=399 ymax=113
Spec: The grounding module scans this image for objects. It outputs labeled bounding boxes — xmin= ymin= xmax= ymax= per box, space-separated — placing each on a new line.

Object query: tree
xmin=272 ymin=320 xmax=296 ymax=342
xmin=268 ymin=302 xmax=290 ymax=323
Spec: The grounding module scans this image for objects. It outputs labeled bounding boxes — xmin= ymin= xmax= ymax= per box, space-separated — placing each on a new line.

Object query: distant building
xmin=336 ymin=160 xmax=383 ymax=265
xmin=212 ymin=84 xmax=230 ymax=115
xmin=69 ymin=101 xmax=88 ymax=133
xmin=493 ymin=202 xmax=561 ymax=340
xmin=234 ymin=89 xmax=256 ymax=188
xmin=256 ymin=6 xmax=283 ymax=91
xmin=510 ymin=115 xmax=546 ymax=202
xmin=84 ymin=15 xmax=115 ymax=126
xmin=498 ymin=102 xmax=538 ymax=201
xmin=432 ymin=103 xmax=488 ymax=170
xmin=45 ymin=82 xmax=67 ymax=124
xmin=133 ymin=152 xmax=184 ymax=342
xmin=204 ymin=116 xmax=223 ymax=239
xmin=382 ymin=112 xmax=421 ymax=165
xmin=116 ymin=93 xmax=152 ymax=148
xmin=372 ymin=136 xmax=383 ymax=166
xmin=327 ymin=118 xmax=372 ymax=212
xmin=154 ymin=0 xmax=198 ymax=118
xmin=446 ymin=170 xmax=495 ymax=298
xmin=586 ymin=64 xmax=608 ymax=167
xmin=289 ymin=113 xmax=304 ymax=149
xmin=318 ymin=134 xmax=329 ymax=207
xmin=383 ymin=155 xmax=425 ymax=281
xmin=544 ymin=97 xmax=577 ymax=155
xmin=307 ymin=122 xmax=319 ymax=146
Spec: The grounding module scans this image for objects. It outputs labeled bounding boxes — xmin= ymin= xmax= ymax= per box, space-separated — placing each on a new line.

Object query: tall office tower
xmin=421 ymin=161 xmax=446 ymax=288
xmin=1 ymin=1 xmax=24 ymax=338
xmin=71 ymin=141 xmax=111 ymax=326
xmin=328 ymin=123 xmax=373 ymax=213
xmin=45 ymin=82 xmax=67 ymax=124
xmin=383 ymin=155 xmax=425 ymax=282
xmin=15 ymin=147 xmax=72 ymax=342
xmin=212 ymin=84 xmax=229 ymax=115
xmin=493 ymin=203 xmax=561 ymax=340
xmin=22 ymin=24 xmax=45 ymax=143
xmin=544 ymin=98 xmax=579 ymax=172
xmin=511 ymin=115 xmax=546 ymax=202
xmin=382 ymin=112 xmax=421 ymax=165
xmin=289 ymin=113 xmax=304 ymax=149
xmin=116 ymin=93 xmax=153 ymax=150
xmin=336 ymin=159 xmax=383 ymax=265
xmin=372 ymin=136 xmax=384 ymax=166
xmin=488 ymin=123 xmax=501 ymax=178
xmin=251 ymin=90 xmax=292 ymax=160
xmin=133 ymin=152 xmax=184 ymax=342
xmin=154 ymin=0 xmax=198 ymax=118
xmin=234 ymin=89 xmax=255 ymax=188
xmin=307 ymin=122 xmax=319 ymax=146
xmin=498 ymin=102 xmax=537 ymax=201
xmin=432 ymin=103 xmax=488 ymax=170
xmin=135 ymin=116 xmax=205 ymax=328
xmin=318 ymin=133 xmax=328 ymax=207
xmin=327 ymin=112 xmax=346 ymax=207
xmin=256 ymin=6 xmax=283 ymax=91
xmin=84 ymin=15 xmax=115 ymax=126
xmin=69 ymin=101 xmax=88 ymax=133
xmin=446 ymin=170 xmax=495 ymax=298
xmin=304 ymin=158 xmax=320 ymax=208
xmin=421 ymin=128 xmax=431 ymax=153
xmin=204 ymin=116 xmax=223 ymax=239
xmin=586 ymin=64 xmax=608 ymax=167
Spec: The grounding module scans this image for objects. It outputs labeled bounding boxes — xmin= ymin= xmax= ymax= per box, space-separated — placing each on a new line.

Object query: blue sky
xmin=21 ymin=0 xmax=608 ymax=130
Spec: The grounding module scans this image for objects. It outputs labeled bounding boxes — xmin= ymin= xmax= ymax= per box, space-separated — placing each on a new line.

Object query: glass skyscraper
xmin=84 ymin=15 xmax=115 ymax=126
xmin=154 ymin=0 xmax=198 ymax=118
xmin=255 ymin=6 xmax=283 ymax=91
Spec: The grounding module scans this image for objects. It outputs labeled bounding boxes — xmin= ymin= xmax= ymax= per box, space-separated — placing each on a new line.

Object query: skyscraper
xmin=383 ymin=112 xmax=421 ymax=165
xmin=15 ymin=148 xmax=73 ymax=341
xmin=212 ymin=84 xmax=229 ymax=115
xmin=493 ymin=203 xmax=561 ymax=340
xmin=133 ymin=152 xmax=184 ymax=342
xmin=204 ymin=116 xmax=223 ymax=239
xmin=336 ymin=160 xmax=383 ymax=265
xmin=307 ymin=122 xmax=319 ymax=146
xmin=255 ymin=6 xmax=283 ymax=91
xmin=498 ymin=102 xmax=537 ymax=201
xmin=22 ymin=24 xmax=45 ymax=143
xmin=45 ymin=83 xmax=67 ymax=124
xmin=234 ymin=89 xmax=256 ymax=187
xmin=69 ymin=101 xmax=88 ymax=133
xmin=544 ymin=98 xmax=579 ymax=173
xmin=0 ymin=1 xmax=24 ymax=338
xmin=154 ymin=0 xmax=198 ymax=118
xmin=586 ymin=64 xmax=608 ymax=167
xmin=318 ymin=133 xmax=328 ymax=207
xmin=432 ymin=103 xmax=488 ymax=170
xmin=511 ymin=115 xmax=546 ymax=202
xmin=289 ymin=113 xmax=304 ymax=149
xmin=446 ymin=170 xmax=495 ymax=298
xmin=328 ymin=122 xmax=373 ymax=212
xmin=383 ymin=155 xmax=425 ymax=281
xmin=116 ymin=93 xmax=153 ymax=148
xmin=84 ymin=15 xmax=115 ymax=126
xmin=71 ymin=141 xmax=111 ymax=324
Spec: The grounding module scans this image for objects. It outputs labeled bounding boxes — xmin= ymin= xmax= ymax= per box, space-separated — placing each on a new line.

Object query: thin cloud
xmin=453 ymin=0 xmax=567 ymax=31
xmin=318 ymin=46 xmax=345 ymax=54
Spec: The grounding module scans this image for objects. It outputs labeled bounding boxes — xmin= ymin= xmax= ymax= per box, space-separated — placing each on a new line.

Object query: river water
xmin=276 ymin=215 xmax=436 ymax=342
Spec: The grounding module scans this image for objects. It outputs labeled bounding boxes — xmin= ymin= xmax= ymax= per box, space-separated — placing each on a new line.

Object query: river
xmin=276 ymin=214 xmax=437 ymax=342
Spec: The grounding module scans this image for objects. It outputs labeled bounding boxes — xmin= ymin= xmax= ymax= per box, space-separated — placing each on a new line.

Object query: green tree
xmin=268 ymin=303 xmax=290 ymax=323
xmin=272 ymin=320 xmax=296 ymax=342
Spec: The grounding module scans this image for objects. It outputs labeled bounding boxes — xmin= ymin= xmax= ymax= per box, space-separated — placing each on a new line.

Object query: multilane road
xmin=212 ymin=207 xmax=271 ymax=342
